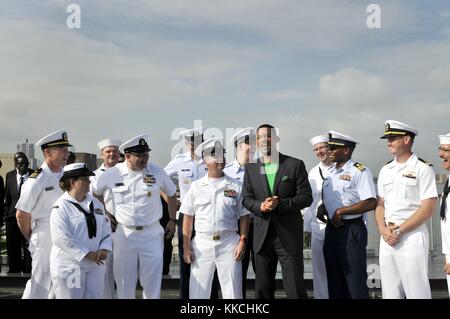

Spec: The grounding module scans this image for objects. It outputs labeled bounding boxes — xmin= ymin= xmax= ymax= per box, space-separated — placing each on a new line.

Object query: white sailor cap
xmin=309 ymin=134 xmax=329 ymax=146
xmin=195 ymin=137 xmax=226 ymax=159
xmin=119 ymin=134 xmax=151 ymax=154
xmin=328 ymin=130 xmax=358 ymax=148
xmin=439 ymin=133 xmax=450 ymax=145
xmin=231 ymin=127 xmax=256 ymax=146
xmin=381 ymin=120 xmax=418 ymax=139
xmin=97 ymin=138 xmax=122 ymax=151
xmin=36 ymin=129 xmax=72 ymax=150
xmin=179 ymin=128 xmax=204 ymax=138
xmin=61 ymin=163 xmax=94 ymax=181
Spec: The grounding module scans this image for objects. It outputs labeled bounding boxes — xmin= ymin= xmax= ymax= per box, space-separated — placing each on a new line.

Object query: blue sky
xmin=1 ymin=0 xmax=450 ymax=175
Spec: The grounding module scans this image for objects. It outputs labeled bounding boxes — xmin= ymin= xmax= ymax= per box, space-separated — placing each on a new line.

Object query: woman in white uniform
xmin=50 ymin=163 xmax=112 ymax=299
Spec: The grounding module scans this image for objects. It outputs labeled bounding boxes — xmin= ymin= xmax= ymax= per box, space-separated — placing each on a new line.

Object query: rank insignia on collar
xmin=224 ymin=189 xmax=237 ymax=198
xmin=143 ymin=175 xmax=156 ymax=185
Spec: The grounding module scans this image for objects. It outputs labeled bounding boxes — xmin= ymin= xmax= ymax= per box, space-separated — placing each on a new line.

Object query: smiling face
xmin=101 ymin=146 xmax=120 ymax=168
xmin=126 ymin=151 xmax=149 ymax=171
xmin=313 ymin=142 xmax=331 ymax=163
xmin=439 ymin=144 xmax=450 ymax=171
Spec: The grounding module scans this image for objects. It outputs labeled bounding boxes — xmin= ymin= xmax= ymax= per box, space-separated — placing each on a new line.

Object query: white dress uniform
xmin=378 ymin=121 xmax=437 ymax=299
xmin=90 ymin=137 xmax=121 ymax=299
xmin=92 ymin=163 xmax=116 ymax=299
xmin=439 ymin=134 xmax=450 ymax=296
xmin=224 ymin=159 xmax=245 ymax=181
xmin=180 ymin=138 xmax=250 ymax=299
xmin=50 ymin=191 xmax=112 ymax=299
xmin=91 ymin=135 xmax=177 ymax=299
xmin=15 ymin=129 xmax=72 ymax=299
xmin=164 ymin=152 xmax=207 ymax=207
xmin=180 ymin=173 xmax=250 ymax=299
xmin=441 ymin=173 xmax=450 ymax=295
xmin=303 ymin=161 xmax=330 ymax=299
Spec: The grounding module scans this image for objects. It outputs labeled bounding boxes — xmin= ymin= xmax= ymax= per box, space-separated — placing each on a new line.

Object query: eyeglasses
xmin=438 ymin=147 xmax=450 ymax=153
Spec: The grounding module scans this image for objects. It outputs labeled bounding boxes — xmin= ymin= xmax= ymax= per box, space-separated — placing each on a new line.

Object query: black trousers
xmin=241 ymin=221 xmax=255 ymax=299
xmin=323 ymin=218 xmax=369 ymax=299
xmin=255 ymin=225 xmax=305 ymax=299
xmin=159 ymin=215 xmax=173 ymax=276
xmin=177 ymin=213 xmax=219 ymax=299
xmin=6 ymin=220 xmax=32 ymax=273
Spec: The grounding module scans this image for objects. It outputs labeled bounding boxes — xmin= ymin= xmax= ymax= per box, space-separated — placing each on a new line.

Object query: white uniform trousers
xmin=23 ymin=223 xmax=53 ymax=299
xmin=51 ymin=264 xmax=106 ymax=299
xmin=379 ymin=223 xmax=431 ymax=299
xmin=190 ymin=232 xmax=242 ymax=299
xmin=311 ymin=231 xmax=328 ymax=299
xmin=113 ymin=222 xmax=164 ymax=299
xmin=103 ymin=232 xmax=116 ymax=299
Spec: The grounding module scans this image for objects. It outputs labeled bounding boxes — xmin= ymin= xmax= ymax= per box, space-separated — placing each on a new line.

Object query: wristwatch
xmin=393 ymin=227 xmax=402 ymax=237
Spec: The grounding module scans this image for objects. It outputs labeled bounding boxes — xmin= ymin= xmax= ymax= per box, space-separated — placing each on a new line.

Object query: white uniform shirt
xmin=323 ymin=159 xmax=376 ymax=220
xmin=91 ymin=161 xmax=176 ymax=227
xmin=223 ymin=160 xmax=245 ymax=182
xmin=303 ymin=162 xmax=330 ymax=233
xmin=16 ymin=170 xmax=30 ymax=191
xmin=164 ymin=152 xmax=207 ymax=202
xmin=15 ymin=162 xmax=64 ymax=224
xmin=50 ymin=192 xmax=112 ymax=269
xmin=377 ymin=153 xmax=437 ymax=223
xmin=91 ymin=163 xmax=115 ymax=215
xmin=441 ymin=175 xmax=450 ymax=256
xmin=180 ymin=175 xmax=250 ymax=234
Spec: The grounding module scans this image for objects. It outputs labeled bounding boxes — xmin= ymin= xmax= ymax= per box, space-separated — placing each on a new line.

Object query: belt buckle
xmin=135 ymin=226 xmax=144 ymax=231
xmin=212 ymin=235 xmax=220 ymax=241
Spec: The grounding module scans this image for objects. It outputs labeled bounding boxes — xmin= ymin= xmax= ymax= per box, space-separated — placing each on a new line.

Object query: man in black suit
xmin=4 ymin=152 xmax=33 ymax=273
xmin=242 ymin=124 xmax=313 ymax=299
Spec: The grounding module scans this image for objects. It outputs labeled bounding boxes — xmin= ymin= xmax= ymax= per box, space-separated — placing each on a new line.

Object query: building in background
xmin=0 ymin=154 xmax=15 ymax=179
xmin=74 ymin=152 xmax=97 ymax=171
xmin=17 ymin=139 xmax=38 ymax=169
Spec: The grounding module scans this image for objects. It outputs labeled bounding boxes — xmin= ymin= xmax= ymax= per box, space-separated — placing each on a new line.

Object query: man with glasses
xmin=303 ymin=135 xmax=333 ymax=299
xmin=16 ymin=130 xmax=72 ymax=298
xmin=4 ymin=152 xmax=34 ymax=273
xmin=91 ymin=134 xmax=177 ymax=299
xmin=438 ymin=133 xmax=450 ymax=296
xmin=322 ymin=131 xmax=376 ymax=299
xmin=375 ymin=120 xmax=437 ymax=299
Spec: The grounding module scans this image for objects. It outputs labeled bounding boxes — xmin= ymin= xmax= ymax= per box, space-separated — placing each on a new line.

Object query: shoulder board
xmin=418 ymin=158 xmax=433 ymax=166
xmin=384 ymin=159 xmax=394 ymax=166
xmin=29 ymin=168 xmax=42 ymax=179
xmin=353 ymin=162 xmax=366 ymax=171
xmin=52 ymin=205 xmax=59 ymax=209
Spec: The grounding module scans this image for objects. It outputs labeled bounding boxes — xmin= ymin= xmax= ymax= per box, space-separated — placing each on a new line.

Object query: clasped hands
xmin=260 ymin=196 xmax=279 ymax=213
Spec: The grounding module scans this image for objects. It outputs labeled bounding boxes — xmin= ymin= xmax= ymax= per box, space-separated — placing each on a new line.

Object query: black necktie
xmin=441 ymin=180 xmax=450 ymax=220
xmin=18 ymin=176 xmax=24 ymax=196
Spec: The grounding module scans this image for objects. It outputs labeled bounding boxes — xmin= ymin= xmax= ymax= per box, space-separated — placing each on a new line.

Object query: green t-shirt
xmin=264 ymin=163 xmax=278 ymax=194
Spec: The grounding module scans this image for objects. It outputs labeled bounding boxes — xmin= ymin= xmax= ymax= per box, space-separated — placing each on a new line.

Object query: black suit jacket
xmin=242 ymin=153 xmax=312 ymax=255
xmin=4 ymin=169 xmax=34 ymax=223
xmin=0 ymin=175 xmax=4 ymax=224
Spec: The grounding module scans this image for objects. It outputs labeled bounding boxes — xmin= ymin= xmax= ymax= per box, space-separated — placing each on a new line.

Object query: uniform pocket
xmin=112 ymin=186 xmax=128 ymax=204
xmin=223 ymin=198 xmax=238 ymax=206
xmin=399 ymin=177 xmax=418 ymax=200
xmin=195 ymin=196 xmax=210 ymax=206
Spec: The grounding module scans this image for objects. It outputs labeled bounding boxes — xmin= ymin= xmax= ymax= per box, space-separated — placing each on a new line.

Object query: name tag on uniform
xmin=339 ymin=174 xmax=352 ymax=181
xmin=402 ymin=172 xmax=416 ymax=179
xmin=115 ymin=183 xmax=124 ymax=187
xmin=143 ymin=175 xmax=156 ymax=185
xmin=224 ymin=189 xmax=237 ymax=198
xmin=44 ymin=186 xmax=54 ymax=191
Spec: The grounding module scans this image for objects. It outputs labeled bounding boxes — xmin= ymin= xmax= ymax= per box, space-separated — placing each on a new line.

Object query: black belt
xmin=341 ymin=217 xmax=363 ymax=224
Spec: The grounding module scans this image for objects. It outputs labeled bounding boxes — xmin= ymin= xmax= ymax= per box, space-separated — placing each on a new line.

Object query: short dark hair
xmin=257 ymin=124 xmax=278 ymax=138
xmin=59 ymin=177 xmax=77 ymax=192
